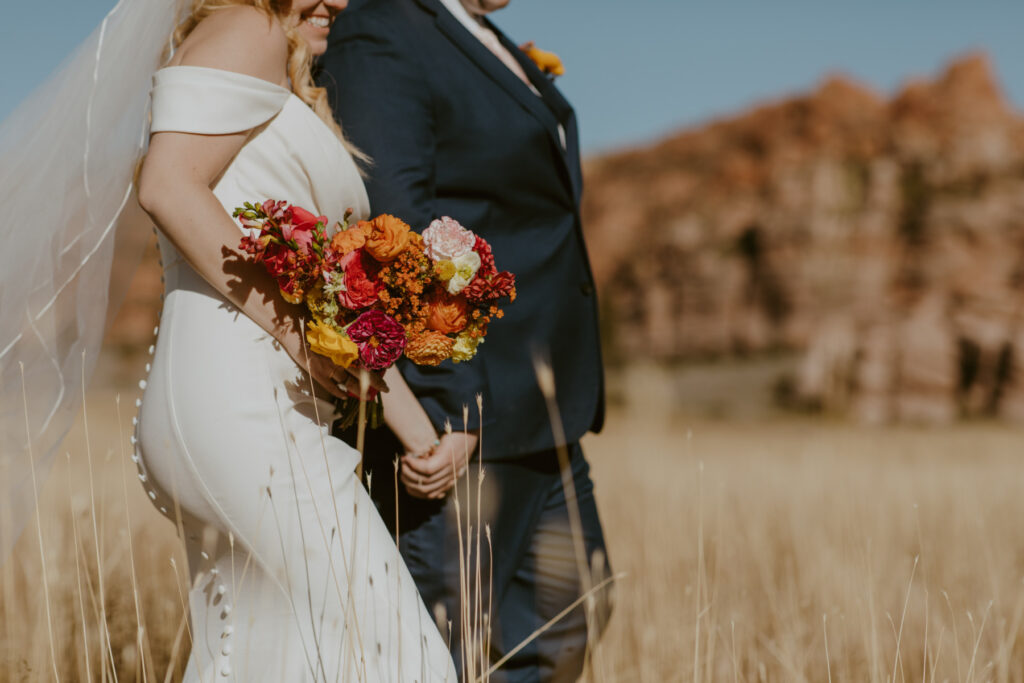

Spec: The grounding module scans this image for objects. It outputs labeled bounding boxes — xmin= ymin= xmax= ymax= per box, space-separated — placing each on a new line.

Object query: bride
xmin=136 ymin=1 xmax=457 ymax=681
xmin=2 ymin=0 xmax=457 ymax=680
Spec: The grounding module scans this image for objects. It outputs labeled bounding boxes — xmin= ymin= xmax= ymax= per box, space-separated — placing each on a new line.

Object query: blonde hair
xmin=173 ymin=0 xmax=365 ymax=161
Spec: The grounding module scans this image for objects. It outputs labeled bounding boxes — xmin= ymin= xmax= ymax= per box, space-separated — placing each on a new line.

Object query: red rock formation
xmin=581 ymin=53 xmax=1024 ymax=422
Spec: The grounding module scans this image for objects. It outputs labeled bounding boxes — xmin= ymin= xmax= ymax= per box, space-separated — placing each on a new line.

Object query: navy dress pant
xmin=364 ymin=439 xmax=613 ymax=683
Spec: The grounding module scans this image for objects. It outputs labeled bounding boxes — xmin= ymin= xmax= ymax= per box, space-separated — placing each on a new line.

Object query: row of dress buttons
xmin=132 ymin=327 xmax=169 ymax=518
xmin=201 ymin=562 xmax=235 ymax=677
xmin=140 ymin=228 xmax=233 ymax=679
xmin=134 ymin=227 xmax=169 ymax=515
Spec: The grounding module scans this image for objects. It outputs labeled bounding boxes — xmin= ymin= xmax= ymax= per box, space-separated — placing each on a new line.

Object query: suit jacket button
xmin=580 ymin=282 xmax=594 ymax=296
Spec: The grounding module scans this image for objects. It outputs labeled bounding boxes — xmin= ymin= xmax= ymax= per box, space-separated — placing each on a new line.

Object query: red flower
xmin=464 ymin=271 xmax=516 ymax=304
xmin=262 ymin=238 xmax=321 ymax=300
xmin=260 ymin=242 xmax=294 ymax=278
xmin=347 ymin=310 xmax=407 ymax=371
xmin=473 ymin=236 xmax=497 ymax=278
xmin=239 ymin=230 xmax=264 ymax=255
xmin=286 ymin=206 xmax=326 ymax=256
xmin=337 ymin=248 xmax=382 ymax=310
xmin=234 ymin=199 xmax=329 ymax=304
xmin=260 ymin=199 xmax=288 ymax=221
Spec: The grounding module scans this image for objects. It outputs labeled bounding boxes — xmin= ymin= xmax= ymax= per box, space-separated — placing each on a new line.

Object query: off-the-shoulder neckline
xmin=155 ymin=65 xmax=291 ymax=93
xmin=152 ymin=64 xmax=347 ymax=151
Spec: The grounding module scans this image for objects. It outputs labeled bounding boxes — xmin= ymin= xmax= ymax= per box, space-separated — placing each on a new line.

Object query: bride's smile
xmin=290 ymin=0 xmax=347 ymax=55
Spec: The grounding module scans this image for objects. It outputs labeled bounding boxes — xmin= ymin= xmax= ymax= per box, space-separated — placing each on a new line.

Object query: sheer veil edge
xmin=0 ymin=0 xmax=184 ymax=564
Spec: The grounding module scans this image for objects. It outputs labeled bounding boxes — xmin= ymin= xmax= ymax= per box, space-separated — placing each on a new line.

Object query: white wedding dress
xmin=135 ymin=66 xmax=456 ymax=683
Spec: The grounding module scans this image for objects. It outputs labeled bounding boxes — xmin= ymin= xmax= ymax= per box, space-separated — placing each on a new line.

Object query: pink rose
xmin=422 ymin=216 xmax=476 ymax=262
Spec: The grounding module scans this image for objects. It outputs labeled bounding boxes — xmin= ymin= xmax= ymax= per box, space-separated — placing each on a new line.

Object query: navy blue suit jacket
xmin=319 ymin=0 xmax=604 ymax=458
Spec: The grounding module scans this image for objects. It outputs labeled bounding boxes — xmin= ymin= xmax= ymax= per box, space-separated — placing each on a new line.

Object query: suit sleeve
xmin=318 ymin=14 xmax=494 ymax=433
xmin=319 ymin=13 xmax=437 ymax=228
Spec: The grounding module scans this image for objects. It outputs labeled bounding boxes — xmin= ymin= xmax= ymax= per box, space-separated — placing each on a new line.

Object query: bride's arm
xmin=137 ymin=8 xmax=361 ymax=398
xmin=380 ymin=366 xmax=478 ymax=500
xmin=381 ymin=366 xmax=439 ymax=456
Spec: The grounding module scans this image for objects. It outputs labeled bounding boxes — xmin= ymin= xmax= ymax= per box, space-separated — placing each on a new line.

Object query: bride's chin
xmin=296 ymin=28 xmax=330 ymax=55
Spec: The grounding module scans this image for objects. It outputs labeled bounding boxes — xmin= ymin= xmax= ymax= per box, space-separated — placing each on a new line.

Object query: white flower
xmin=446 ymin=250 xmax=481 ymax=295
xmin=323 ymin=271 xmax=347 ymax=295
xmin=452 ymin=332 xmax=484 ymax=363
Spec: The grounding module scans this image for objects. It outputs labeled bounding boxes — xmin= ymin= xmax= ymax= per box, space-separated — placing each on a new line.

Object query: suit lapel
xmin=490 ymin=25 xmax=584 ymax=203
xmin=414 ymin=0 xmax=577 ymax=201
xmin=433 ymin=12 xmax=562 ymax=136
xmin=491 ymin=26 xmax=573 ymax=123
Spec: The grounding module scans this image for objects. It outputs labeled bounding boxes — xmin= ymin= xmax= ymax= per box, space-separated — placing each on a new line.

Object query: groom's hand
xmin=400 ymin=432 xmax=479 ymax=500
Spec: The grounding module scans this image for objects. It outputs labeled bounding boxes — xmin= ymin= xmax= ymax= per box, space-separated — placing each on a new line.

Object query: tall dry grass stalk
xmin=2 ymin=388 xmax=184 ymax=682
xmin=532 ymin=356 xmax=610 ymax=682
xmin=19 ymin=363 xmax=61 ymax=682
xmin=584 ymin=412 xmax=1024 ymax=682
xmin=5 ymin=384 xmax=1024 ymax=682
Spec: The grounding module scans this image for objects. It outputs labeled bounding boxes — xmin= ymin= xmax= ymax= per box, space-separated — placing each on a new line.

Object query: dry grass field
xmin=3 ymin=386 xmax=1024 ymax=682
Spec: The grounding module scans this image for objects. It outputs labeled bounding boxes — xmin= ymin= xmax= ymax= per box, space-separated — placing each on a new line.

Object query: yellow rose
xmin=306 ymin=319 xmax=359 ymax=368
xmin=451 ymin=331 xmax=484 ymax=363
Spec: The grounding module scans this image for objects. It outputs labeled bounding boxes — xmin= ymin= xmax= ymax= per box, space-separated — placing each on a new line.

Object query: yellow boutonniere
xmin=520 ymin=41 xmax=564 ymax=78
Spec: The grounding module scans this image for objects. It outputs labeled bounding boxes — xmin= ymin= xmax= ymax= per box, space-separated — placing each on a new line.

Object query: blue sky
xmin=4 ymin=0 xmax=1022 ymax=154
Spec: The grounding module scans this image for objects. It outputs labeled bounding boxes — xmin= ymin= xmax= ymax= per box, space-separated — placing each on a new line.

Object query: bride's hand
xmin=280 ymin=320 xmax=388 ymax=399
xmin=299 ymin=351 xmax=389 ymax=400
xmin=400 ymin=431 xmax=478 ymax=500
xmin=306 ymin=352 xmax=358 ymax=400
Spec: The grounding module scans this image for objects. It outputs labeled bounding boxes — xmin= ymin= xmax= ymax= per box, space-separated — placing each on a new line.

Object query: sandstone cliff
xmin=581 ymin=53 xmax=1024 ymax=422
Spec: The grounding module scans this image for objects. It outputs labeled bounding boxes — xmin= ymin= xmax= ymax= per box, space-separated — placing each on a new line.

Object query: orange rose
xmin=364 ymin=214 xmax=411 ymax=262
xmin=330 ymin=225 xmax=367 ymax=256
xmin=405 ymin=331 xmax=455 ymax=367
xmin=426 ymin=292 xmax=469 ymax=334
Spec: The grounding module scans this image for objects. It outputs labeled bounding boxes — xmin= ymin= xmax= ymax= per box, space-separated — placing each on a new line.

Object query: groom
xmin=320 ymin=0 xmax=611 ymax=679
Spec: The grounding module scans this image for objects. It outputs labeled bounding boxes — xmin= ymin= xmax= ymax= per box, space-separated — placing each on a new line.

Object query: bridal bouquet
xmin=233 ymin=200 xmax=516 ymax=426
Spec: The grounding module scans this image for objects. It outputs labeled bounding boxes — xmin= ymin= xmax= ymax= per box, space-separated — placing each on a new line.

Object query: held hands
xmin=401 ymin=431 xmax=479 ymax=500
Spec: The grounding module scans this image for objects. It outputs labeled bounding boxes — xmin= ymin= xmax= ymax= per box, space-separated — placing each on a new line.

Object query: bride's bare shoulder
xmin=169 ymin=6 xmax=288 ymax=85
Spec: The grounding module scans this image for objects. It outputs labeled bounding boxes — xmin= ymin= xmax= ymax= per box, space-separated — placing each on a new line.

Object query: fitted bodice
xmin=149 ymin=66 xmax=369 ymax=277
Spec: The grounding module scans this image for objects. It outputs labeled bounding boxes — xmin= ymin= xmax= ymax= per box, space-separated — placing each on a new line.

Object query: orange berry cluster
xmin=378 ymin=243 xmax=434 ymax=336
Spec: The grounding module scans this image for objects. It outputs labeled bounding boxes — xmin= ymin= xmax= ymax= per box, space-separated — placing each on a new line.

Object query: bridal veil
xmin=0 ymin=0 xmax=183 ymax=563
